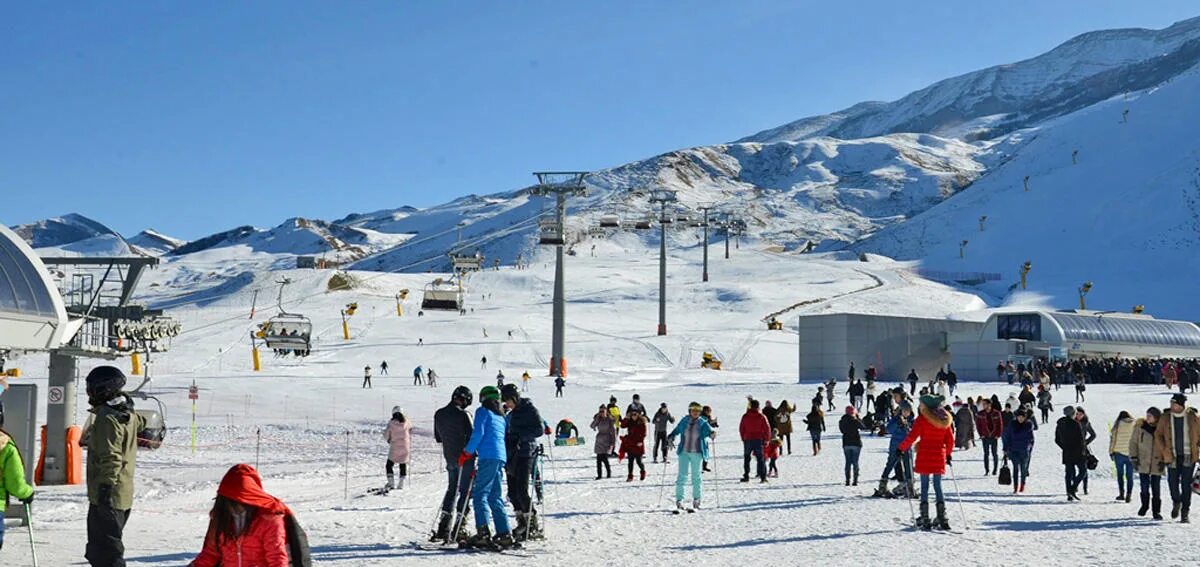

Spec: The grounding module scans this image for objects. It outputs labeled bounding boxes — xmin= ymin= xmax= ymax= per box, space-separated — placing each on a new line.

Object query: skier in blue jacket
xmin=874 ymin=401 xmax=915 ymax=498
xmin=459 ymin=385 xmax=514 ymax=549
xmin=667 ymin=402 xmax=714 ymax=512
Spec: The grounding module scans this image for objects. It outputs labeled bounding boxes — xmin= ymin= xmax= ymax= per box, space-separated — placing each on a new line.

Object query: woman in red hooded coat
xmin=619 ymin=408 xmax=649 ymax=481
xmin=191 ymin=464 xmax=292 ymax=567
xmin=899 ymin=394 xmax=955 ymax=531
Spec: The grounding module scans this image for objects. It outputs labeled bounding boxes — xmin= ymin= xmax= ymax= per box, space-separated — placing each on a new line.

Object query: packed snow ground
xmin=6 ymin=243 xmax=1190 ymax=566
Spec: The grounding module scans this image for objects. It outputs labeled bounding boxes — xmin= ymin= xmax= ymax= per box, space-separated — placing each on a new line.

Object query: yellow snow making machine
xmin=700 ymin=352 xmax=722 ymax=370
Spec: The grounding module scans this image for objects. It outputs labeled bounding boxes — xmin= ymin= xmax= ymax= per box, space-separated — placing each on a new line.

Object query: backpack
xmin=284 ymin=513 xmax=312 ymax=567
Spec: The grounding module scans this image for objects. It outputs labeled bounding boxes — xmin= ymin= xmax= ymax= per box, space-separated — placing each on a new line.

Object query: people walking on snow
xmin=875 ymin=401 xmax=914 ymax=499
xmin=620 ymin=408 xmax=649 ymax=482
xmin=380 ymin=360 xmax=389 ymax=375
xmin=1110 ymin=410 xmax=1136 ymax=502
xmin=1002 ymin=408 xmax=1035 ymax=493
xmin=652 ymin=403 xmax=675 ymax=463
xmin=813 ymin=387 xmax=824 ymax=411
xmin=431 ymin=386 xmax=474 ymax=543
xmin=804 ymin=404 xmax=826 ymax=455
xmin=739 ymin=400 xmax=771 ymax=483
xmin=946 ymin=368 xmax=958 ymax=397
xmin=590 ymin=405 xmax=615 ymax=480
xmin=1129 ymin=407 xmax=1165 ymax=519
xmin=1075 ymin=374 xmax=1087 ymax=402
xmin=362 ymin=365 xmax=372 ymax=389
xmin=849 ymin=379 xmax=865 ymax=412
xmin=382 ymin=407 xmax=412 ymax=493
xmin=1077 ymin=407 xmax=1097 ymax=494
xmin=1155 ymin=393 xmax=1199 ymax=523
xmin=700 ymin=406 xmax=719 ymax=472
xmin=668 ymin=402 xmax=715 ymax=512
xmin=626 ymin=394 xmax=647 ymax=418
xmin=554 ymin=376 xmax=565 ymax=398
xmin=189 ymin=464 xmax=305 ymax=567
xmin=866 ymin=380 xmax=878 ymax=414
xmin=762 ymin=400 xmax=779 ymax=433
xmin=848 ymin=362 xmax=855 ymax=382
xmin=85 ymin=366 xmax=145 ymax=566
xmin=496 ymin=371 xmax=505 ymax=389
xmin=825 ymin=378 xmax=837 ymax=411
xmin=899 ymin=394 xmax=955 ymax=531
xmin=766 ymin=435 xmax=783 ymax=478
xmin=459 ymin=385 xmax=515 ymax=549
xmin=0 ymin=408 xmax=34 ymax=552
xmin=907 ymin=369 xmax=919 ymax=395
xmin=953 ymin=400 xmax=975 ymax=450
xmin=975 ymin=398 xmax=1003 ymax=475
xmin=1037 ymin=385 xmax=1053 ymax=424
xmin=1056 ymin=406 xmax=1088 ymax=501
xmin=521 ymin=371 xmax=531 ymax=392
xmin=840 ymin=406 xmax=864 ymax=486
xmin=413 ymin=365 xmax=424 ymax=386
xmin=607 ymin=397 xmax=622 ymax=458
xmin=1019 ymin=384 xmax=1036 ymax=409
xmin=776 ymin=401 xmax=794 ymax=454
xmin=501 ymin=384 xmax=547 ymax=541
xmin=480 ymin=356 xmax=487 ymax=369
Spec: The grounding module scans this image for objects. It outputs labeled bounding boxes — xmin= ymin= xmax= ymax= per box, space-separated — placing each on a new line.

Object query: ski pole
xmin=947 ymin=462 xmax=968 ymax=529
xmin=904 ymin=451 xmax=916 ymax=521
xmin=26 ymin=502 xmax=39 ymax=567
xmin=711 ymin=437 xmax=720 ymax=510
xmin=450 ymin=468 xmax=476 ymax=543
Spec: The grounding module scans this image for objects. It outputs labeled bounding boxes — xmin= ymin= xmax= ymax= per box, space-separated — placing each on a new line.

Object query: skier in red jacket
xmin=739 ymin=400 xmax=772 ymax=483
xmin=899 ymin=394 xmax=956 ymax=531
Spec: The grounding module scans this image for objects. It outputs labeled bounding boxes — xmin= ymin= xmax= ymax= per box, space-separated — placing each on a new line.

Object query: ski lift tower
xmin=650 ymin=189 xmax=677 ymax=336
xmin=697 ymin=205 xmax=714 ymax=282
xmin=529 ymin=171 xmax=588 ymax=377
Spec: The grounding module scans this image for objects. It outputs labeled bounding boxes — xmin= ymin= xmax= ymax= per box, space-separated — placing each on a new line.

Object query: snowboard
xmin=554 ymin=436 xmax=586 ymax=446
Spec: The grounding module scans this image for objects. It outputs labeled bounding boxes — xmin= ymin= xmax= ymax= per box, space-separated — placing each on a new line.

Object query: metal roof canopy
xmin=1046 ymin=311 xmax=1200 ymax=348
xmin=0 ymin=224 xmax=78 ymax=352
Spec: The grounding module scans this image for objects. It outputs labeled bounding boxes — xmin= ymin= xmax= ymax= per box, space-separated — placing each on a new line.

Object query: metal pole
xmin=701 ymin=208 xmax=709 ymax=282
xmin=658 ymin=199 xmax=668 ymax=336
xmin=42 ymin=351 xmax=77 ymax=485
xmin=724 ymin=225 xmax=730 ymax=259
xmin=551 ymin=192 xmax=566 ymax=376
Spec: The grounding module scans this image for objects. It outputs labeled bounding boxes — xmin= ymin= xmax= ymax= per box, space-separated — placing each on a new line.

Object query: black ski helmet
xmin=500 ymin=383 xmax=520 ymax=402
xmin=452 ymin=385 xmax=473 ymax=406
xmin=86 ymin=365 xmax=126 ymax=402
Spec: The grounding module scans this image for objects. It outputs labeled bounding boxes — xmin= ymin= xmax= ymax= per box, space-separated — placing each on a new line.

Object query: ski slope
xmin=4 ymin=240 xmax=1187 ymax=566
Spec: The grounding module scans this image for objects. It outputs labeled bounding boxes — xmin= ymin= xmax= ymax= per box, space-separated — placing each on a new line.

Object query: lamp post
xmin=1020 ymin=261 xmax=1032 ymax=290
xmin=1078 ymin=281 xmax=1093 ymax=310
xmin=959 ymin=240 xmax=968 ymax=259
xmin=650 ymin=189 xmax=678 ymax=336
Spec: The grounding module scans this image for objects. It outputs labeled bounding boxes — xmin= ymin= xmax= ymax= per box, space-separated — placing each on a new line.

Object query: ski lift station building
xmin=796 ymin=309 xmax=1200 ymax=382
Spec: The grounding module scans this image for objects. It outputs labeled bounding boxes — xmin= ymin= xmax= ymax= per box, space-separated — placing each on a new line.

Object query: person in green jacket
xmin=84 ymin=365 xmax=145 ymax=567
xmin=0 ymin=412 xmax=35 ymax=552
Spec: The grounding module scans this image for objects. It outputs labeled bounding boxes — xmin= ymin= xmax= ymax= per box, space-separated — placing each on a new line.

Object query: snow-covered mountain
xmin=171 ymin=217 xmax=408 ymax=262
xmin=13 ymin=213 xmax=134 ymax=256
xmin=739 ymin=16 xmax=1200 ymax=143
xmin=127 ymin=229 xmax=187 ymax=256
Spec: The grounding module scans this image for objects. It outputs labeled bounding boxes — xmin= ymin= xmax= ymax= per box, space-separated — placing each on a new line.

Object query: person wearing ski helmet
xmin=84 ymin=365 xmax=146 ymax=566
xmin=459 ymin=385 xmax=514 ymax=549
xmin=501 ymin=383 xmax=548 ymax=541
xmin=431 ymin=386 xmax=474 ymax=543
xmin=382 ymin=406 xmax=412 ymax=492
xmin=667 ymin=402 xmax=714 ymax=512
xmin=898 ymin=393 xmax=955 ymax=531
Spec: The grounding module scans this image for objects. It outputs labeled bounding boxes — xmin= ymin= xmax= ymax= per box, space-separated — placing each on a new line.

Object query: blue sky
xmin=3 ymin=1 xmax=1196 ymax=239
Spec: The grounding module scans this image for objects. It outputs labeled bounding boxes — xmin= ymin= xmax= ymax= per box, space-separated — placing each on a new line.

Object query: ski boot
xmin=494 ymin=531 xmax=521 ymax=550
xmin=872 ymin=479 xmax=890 ymax=498
xmin=463 ymin=526 xmax=496 ymax=550
xmin=396 ymin=475 xmax=406 ymax=490
xmin=934 ymin=501 xmax=951 ymax=531
xmin=917 ymin=501 xmax=931 ymax=531
xmin=674 ymin=500 xmax=688 ymax=514
xmin=429 ymin=511 xmax=452 ymax=543
xmin=693 ymin=499 xmax=701 ymax=511
xmin=381 ymin=473 xmax=394 ymax=494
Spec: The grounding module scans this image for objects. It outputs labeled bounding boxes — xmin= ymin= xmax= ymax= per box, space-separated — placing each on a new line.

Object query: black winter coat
xmin=1055 ymin=416 xmax=1086 ymax=465
xmin=839 ymin=415 xmax=863 ymax=447
xmin=506 ymin=398 xmax=545 ymax=461
xmin=434 ymin=402 xmax=473 ymax=464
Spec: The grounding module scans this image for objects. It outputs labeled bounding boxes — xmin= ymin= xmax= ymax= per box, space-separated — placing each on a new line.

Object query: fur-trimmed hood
xmin=919 ymin=404 xmax=952 ymax=429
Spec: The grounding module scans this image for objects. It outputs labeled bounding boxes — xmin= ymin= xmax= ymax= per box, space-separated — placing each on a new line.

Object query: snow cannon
xmin=701 ymin=352 xmax=722 ymax=370
xmin=767 ymin=317 xmax=783 ymax=330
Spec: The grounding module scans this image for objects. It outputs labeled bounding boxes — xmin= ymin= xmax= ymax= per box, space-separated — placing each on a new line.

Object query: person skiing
xmin=804 ymin=404 xmax=826 ymax=455
xmin=480 ymin=355 xmax=488 ymax=369
xmin=190 ymin=464 xmax=302 ymax=567
xmin=590 ymin=404 xmax=615 ymax=480
xmin=458 ymin=385 xmax=515 ymax=549
xmin=1002 ymin=408 xmax=1035 ymax=493
xmin=839 ymin=406 xmax=864 ymax=486
xmin=775 ymin=401 xmax=794 ymax=455
xmin=1110 ymin=410 xmax=1135 ymax=503
xmin=1055 ymin=406 xmax=1087 ymax=501
xmin=620 ymin=407 xmax=649 ymax=482
xmin=975 ymin=398 xmax=1003 ymax=475
xmin=501 ymin=383 xmax=547 ymax=541
xmin=553 ymin=376 xmax=565 ymax=398
xmin=898 ymin=393 xmax=955 ymax=531
xmin=413 ymin=365 xmax=424 ymax=386
xmin=380 ymin=360 xmax=389 ymax=375
xmin=382 ymin=406 xmax=412 ymax=493
xmin=1129 ymin=407 xmax=1165 ymax=519
xmin=431 ymin=386 xmax=474 ymax=543
xmin=85 ymin=366 xmax=146 ymax=566
xmin=362 ymin=365 xmax=372 ymax=389
xmin=426 ymin=368 xmax=439 ymax=388
xmin=652 ymin=403 xmax=675 ymax=464
xmin=667 ymin=402 xmax=714 ymax=513
xmin=875 ymin=401 xmax=914 ymax=498
xmin=739 ymin=399 xmax=771 ymax=484
xmin=0 ymin=408 xmax=34 ymax=552
xmin=907 ymin=369 xmax=919 ymax=396
xmin=1155 ymin=393 xmax=1199 ymax=523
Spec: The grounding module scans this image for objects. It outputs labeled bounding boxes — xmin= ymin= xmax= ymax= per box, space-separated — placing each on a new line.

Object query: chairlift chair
xmin=538 ymin=218 xmax=565 ymax=246
xmin=633 ymin=217 xmax=652 ymax=230
xmin=599 ymin=215 xmax=620 ymax=228
xmin=259 ymin=314 xmax=313 ymax=356
xmin=420 ymin=279 xmax=465 ymax=311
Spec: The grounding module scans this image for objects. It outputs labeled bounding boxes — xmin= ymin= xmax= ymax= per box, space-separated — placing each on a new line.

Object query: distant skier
xmin=382 ymin=406 xmax=412 ymax=493
xmin=481 ymin=356 xmax=487 ymax=369
xmin=554 ymin=376 xmax=565 ymax=398
xmin=426 ymin=368 xmax=439 ymax=388
xmin=431 ymin=386 xmax=474 ymax=543
xmin=521 ymin=371 xmax=531 ymax=392
xmin=667 ymin=402 xmax=714 ymax=513
xmin=362 ymin=365 xmax=372 ymax=389
xmin=380 ymin=361 xmax=389 ymax=375
xmin=652 ymin=403 xmax=675 ymax=463
xmin=496 ymin=371 xmax=505 ymax=389
xmin=413 ymin=365 xmax=424 ymax=386
xmin=874 ymin=401 xmax=914 ymax=498
xmin=418 ymin=338 xmax=424 ymax=346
